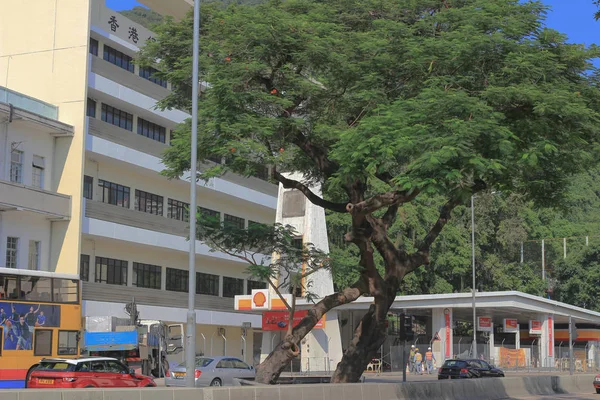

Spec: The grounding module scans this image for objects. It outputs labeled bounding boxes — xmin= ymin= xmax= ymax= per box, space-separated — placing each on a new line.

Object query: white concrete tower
xmin=261 ymin=172 xmax=343 ymax=372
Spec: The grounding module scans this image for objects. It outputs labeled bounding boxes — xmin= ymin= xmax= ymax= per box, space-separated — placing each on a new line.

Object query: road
xmin=516 ymin=394 xmax=598 ymax=400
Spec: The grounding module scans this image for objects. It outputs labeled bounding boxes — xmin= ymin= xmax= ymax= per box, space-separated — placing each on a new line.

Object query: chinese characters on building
xmin=106 ymin=15 xmax=148 ymax=47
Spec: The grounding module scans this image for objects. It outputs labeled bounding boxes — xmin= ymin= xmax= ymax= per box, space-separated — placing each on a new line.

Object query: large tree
xmin=140 ymin=0 xmax=600 ymax=384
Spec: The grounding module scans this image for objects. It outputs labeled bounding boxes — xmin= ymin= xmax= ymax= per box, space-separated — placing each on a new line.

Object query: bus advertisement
xmin=0 ymin=270 xmax=81 ymax=388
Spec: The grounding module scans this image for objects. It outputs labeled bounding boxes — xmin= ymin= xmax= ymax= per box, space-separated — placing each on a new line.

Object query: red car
xmin=594 ymin=373 xmax=600 ymax=394
xmin=26 ymin=357 xmax=156 ymax=389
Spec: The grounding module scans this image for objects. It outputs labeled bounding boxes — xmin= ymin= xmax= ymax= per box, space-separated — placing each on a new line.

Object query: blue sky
xmin=107 ymin=0 xmax=599 ymax=47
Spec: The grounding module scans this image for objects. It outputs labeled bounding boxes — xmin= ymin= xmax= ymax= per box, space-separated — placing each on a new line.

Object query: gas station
xmin=235 ymin=174 xmax=600 ymax=374
xmin=237 ymin=289 xmax=600 ymax=373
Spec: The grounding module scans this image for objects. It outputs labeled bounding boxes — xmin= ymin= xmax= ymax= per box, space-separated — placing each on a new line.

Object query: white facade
xmin=80 ymin=0 xmax=277 ymax=363
xmin=0 ymin=95 xmax=74 ymax=273
xmin=260 ymin=173 xmax=343 ymax=372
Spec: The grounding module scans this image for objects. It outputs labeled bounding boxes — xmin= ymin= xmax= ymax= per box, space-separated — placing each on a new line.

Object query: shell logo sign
xmin=253 ymin=291 xmax=267 ymax=308
xmin=235 ymin=290 xmax=293 ymax=311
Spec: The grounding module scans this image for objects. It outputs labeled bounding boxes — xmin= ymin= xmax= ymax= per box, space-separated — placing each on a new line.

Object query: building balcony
xmin=83 ymin=199 xmax=270 ymax=265
xmin=0 ymin=87 xmax=73 ymax=136
xmin=88 ymin=116 xmax=167 ymax=158
xmin=90 ymin=55 xmax=170 ymax=102
xmin=0 ymin=179 xmax=71 ymax=219
xmin=85 ymin=125 xmax=278 ymax=209
xmin=82 ymin=282 xmax=235 ymax=312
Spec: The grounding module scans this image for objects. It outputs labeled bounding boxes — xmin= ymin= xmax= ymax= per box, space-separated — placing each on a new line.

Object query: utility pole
xmin=186 ymin=0 xmax=201 ymax=388
xmin=568 ymin=315 xmax=574 ymax=376
xmin=471 ymin=195 xmax=477 ymax=358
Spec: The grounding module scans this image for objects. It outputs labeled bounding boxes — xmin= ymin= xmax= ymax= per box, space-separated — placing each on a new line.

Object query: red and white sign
xmin=529 ymin=320 xmax=542 ymax=335
xmin=477 ymin=317 xmax=493 ymax=332
xmin=548 ymin=315 xmax=554 ymax=357
xmin=262 ymin=310 xmax=325 ymax=331
xmin=444 ymin=308 xmax=451 ymax=358
xmin=503 ymin=318 xmax=519 ymax=333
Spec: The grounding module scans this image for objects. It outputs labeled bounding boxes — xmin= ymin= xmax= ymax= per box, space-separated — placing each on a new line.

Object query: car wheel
xmin=85 ymin=385 xmax=96 ymax=388
xmin=596 ymin=388 xmax=600 ymax=394
xmin=210 ymin=379 xmax=222 ymax=387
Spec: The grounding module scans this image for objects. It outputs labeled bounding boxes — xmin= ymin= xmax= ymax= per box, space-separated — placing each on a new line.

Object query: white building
xmin=79 ymin=1 xmax=277 ymax=362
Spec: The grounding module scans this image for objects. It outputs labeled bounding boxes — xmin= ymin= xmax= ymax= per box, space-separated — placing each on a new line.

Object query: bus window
xmin=53 ymin=279 xmax=78 ymax=303
xmin=21 ymin=276 xmax=52 ymax=302
xmin=0 ymin=275 xmax=19 ymax=300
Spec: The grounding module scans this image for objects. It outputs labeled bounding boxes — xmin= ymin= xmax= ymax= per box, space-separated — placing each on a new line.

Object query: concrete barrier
xmin=0 ymin=374 xmax=595 ymax=400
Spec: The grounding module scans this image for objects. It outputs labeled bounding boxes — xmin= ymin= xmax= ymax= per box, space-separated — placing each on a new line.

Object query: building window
xmin=32 ymin=155 xmax=45 ymax=189
xmin=6 ymin=237 xmax=18 ymax=268
xmin=289 ymin=273 xmax=303 ymax=298
xmin=103 ymin=45 xmax=134 ymax=73
xmin=80 ymin=254 xmax=90 ymax=282
xmin=247 ymin=280 xmax=267 ymax=295
xmin=10 ymin=149 xmax=23 ymax=184
xmin=133 ymin=262 xmax=161 ymax=290
xmin=58 ymin=331 xmax=79 ymax=355
xmin=53 ymin=278 xmax=79 ymax=303
xmin=223 ymin=277 xmax=244 ymax=298
xmin=292 ymin=237 xmax=303 ymax=250
xmin=101 ymin=103 xmax=133 ymax=131
xmin=198 ymin=208 xmax=221 ymax=237
xmin=139 ymin=66 xmax=167 ymax=88
xmin=135 ymin=189 xmax=163 ymax=216
xmin=254 ymin=166 xmax=270 ymax=181
xmin=28 ymin=240 xmax=40 ymax=270
xmin=87 ymin=98 xmax=96 ymax=118
xmin=166 ymin=268 xmax=188 ymax=293
xmin=207 ymin=155 xmax=222 ymax=164
xmin=89 ymin=38 xmax=99 ymax=56
xmin=167 ymin=199 xmax=189 ymax=222
xmin=83 ymin=175 xmax=93 ymax=200
xmin=224 ymin=214 xmax=245 ymax=230
xmin=196 ymin=272 xmax=219 ymax=296
xmin=137 ymin=118 xmax=166 ymax=143
xmin=34 ymin=330 xmax=52 ymax=356
xmin=98 ymin=180 xmax=130 ymax=208
xmin=95 ymin=256 xmax=127 ymax=285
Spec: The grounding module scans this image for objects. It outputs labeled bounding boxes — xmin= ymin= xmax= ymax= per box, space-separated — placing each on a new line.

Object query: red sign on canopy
xmin=262 ymin=310 xmax=326 ymax=331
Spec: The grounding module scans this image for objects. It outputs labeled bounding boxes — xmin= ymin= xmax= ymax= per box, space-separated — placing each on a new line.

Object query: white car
xmin=165 ymin=356 xmax=255 ymax=387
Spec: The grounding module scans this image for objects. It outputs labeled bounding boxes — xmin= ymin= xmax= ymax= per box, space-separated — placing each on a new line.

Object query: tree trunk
xmin=255 ymin=337 xmax=300 ymax=384
xmin=331 ymin=298 xmax=393 ymax=383
xmin=255 ymin=285 xmax=364 ymax=384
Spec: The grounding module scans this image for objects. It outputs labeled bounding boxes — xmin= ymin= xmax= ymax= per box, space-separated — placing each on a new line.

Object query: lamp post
xmin=186 ymin=0 xmax=200 ymax=388
xmin=471 ymin=195 xmax=476 ymax=359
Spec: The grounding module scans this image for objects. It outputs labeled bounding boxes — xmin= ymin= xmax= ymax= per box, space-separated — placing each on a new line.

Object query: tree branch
xmin=382 ymin=204 xmax=399 ymax=229
xmin=347 ymin=189 xmax=420 ymax=216
xmin=273 ymin=169 xmax=348 ymax=213
xmin=408 ymin=197 xmax=463 ymax=270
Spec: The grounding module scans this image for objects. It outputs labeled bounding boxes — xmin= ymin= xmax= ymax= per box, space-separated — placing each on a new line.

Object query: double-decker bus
xmin=0 ymin=269 xmax=81 ymax=388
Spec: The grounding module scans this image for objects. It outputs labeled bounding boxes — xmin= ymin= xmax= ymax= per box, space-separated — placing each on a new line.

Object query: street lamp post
xmin=471 ymin=195 xmax=477 ymax=359
xmin=186 ymin=0 xmax=201 ymax=388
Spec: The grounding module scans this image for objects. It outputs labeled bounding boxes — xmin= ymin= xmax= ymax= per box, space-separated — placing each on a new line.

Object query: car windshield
xmin=177 ymin=357 xmax=213 ymax=368
xmin=442 ymin=360 xmax=468 ymax=368
xmin=36 ymin=362 xmax=76 ymax=371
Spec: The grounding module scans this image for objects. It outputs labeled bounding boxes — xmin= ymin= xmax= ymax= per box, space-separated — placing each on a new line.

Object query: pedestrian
xmin=414 ymin=348 xmax=423 ymax=375
xmin=409 ymin=345 xmax=415 ymax=373
xmin=425 ymin=347 xmax=436 ymax=374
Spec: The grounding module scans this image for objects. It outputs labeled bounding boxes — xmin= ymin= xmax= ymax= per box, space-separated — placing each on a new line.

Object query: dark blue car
xmin=438 ymin=359 xmax=504 ymax=379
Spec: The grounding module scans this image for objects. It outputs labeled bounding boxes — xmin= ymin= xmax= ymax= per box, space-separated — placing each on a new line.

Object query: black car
xmin=438 ymin=359 xmax=505 ymax=379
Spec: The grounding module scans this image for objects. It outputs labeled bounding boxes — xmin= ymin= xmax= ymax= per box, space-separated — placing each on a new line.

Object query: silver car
xmin=165 ymin=356 xmax=255 ymax=387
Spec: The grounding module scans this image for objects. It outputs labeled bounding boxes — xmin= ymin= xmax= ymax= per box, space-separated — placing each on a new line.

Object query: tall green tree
xmin=140 ymin=0 xmax=600 ymax=383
